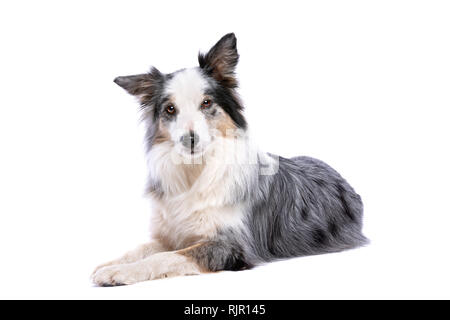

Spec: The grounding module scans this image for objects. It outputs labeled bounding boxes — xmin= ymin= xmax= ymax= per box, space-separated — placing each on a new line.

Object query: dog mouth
xmin=179 ymin=145 xmax=204 ymax=158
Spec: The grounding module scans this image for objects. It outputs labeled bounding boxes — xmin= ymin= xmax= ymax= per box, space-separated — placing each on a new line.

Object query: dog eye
xmin=201 ymin=99 xmax=212 ymax=109
xmin=166 ymin=105 xmax=176 ymax=114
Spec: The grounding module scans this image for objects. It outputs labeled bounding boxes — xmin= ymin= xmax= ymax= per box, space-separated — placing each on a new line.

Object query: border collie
xmin=92 ymin=33 xmax=367 ymax=286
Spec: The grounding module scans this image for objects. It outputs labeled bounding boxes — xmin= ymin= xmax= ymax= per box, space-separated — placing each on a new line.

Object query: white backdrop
xmin=0 ymin=0 xmax=449 ymax=299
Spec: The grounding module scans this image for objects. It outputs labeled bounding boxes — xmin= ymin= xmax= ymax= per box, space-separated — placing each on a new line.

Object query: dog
xmin=91 ymin=33 xmax=368 ymax=286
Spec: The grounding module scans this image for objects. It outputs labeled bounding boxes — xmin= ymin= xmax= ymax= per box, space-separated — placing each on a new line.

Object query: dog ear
xmin=114 ymin=67 xmax=163 ymax=102
xmin=198 ymin=33 xmax=239 ymax=88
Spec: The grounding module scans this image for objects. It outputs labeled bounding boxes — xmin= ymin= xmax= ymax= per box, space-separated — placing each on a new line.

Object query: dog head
xmin=114 ymin=33 xmax=246 ymax=160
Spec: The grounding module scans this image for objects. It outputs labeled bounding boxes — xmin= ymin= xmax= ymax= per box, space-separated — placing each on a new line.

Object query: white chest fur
xmin=150 ymin=198 xmax=245 ymax=250
xmin=146 ymin=138 xmax=253 ymax=250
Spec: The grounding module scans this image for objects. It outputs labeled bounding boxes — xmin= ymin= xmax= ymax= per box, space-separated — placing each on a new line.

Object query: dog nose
xmin=180 ymin=130 xmax=199 ymax=149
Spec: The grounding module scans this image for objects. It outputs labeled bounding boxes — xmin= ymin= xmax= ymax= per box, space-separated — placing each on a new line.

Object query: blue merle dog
xmin=92 ymin=33 xmax=367 ymax=286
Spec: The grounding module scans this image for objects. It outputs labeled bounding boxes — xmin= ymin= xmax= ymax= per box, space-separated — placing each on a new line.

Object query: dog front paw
xmin=91 ymin=260 xmax=121 ymax=278
xmin=91 ymin=264 xmax=148 ymax=286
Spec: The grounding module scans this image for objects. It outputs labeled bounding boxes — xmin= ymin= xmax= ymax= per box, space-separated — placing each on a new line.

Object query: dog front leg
xmin=92 ymin=241 xmax=249 ymax=286
xmin=92 ymin=240 xmax=167 ymax=277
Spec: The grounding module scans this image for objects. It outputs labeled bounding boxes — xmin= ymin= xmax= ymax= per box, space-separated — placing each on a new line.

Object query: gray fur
xmin=241 ymin=156 xmax=367 ymax=264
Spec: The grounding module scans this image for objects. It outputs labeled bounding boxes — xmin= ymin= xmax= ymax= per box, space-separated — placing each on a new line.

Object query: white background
xmin=0 ymin=0 xmax=449 ymax=299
